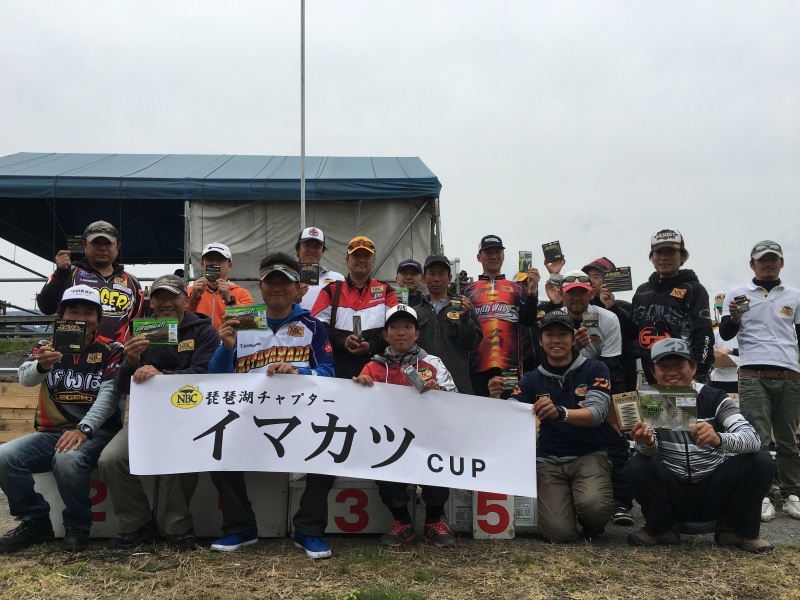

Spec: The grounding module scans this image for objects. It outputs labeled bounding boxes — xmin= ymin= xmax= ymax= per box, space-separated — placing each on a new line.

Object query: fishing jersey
xmin=27 ymin=335 xmax=123 ymax=433
xmin=208 ymin=304 xmax=334 ymax=377
xmin=462 ymin=274 xmax=532 ymax=374
xmin=37 ymin=258 xmax=144 ymax=343
xmin=633 ymin=383 xmax=761 ymax=483
xmin=360 ymin=346 xmax=457 ymax=392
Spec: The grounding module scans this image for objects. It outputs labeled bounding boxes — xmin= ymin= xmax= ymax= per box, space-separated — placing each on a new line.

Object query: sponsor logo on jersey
xmin=178 ymin=340 xmax=195 ymax=352
xmin=86 ymin=353 xmax=102 ymax=364
xmin=171 ymin=385 xmax=202 ymax=409
xmin=370 ymin=286 xmax=383 ymax=294
xmin=53 ymin=391 xmax=95 ymax=403
xmin=502 ymin=285 xmax=514 ymax=292
xmin=324 ymin=341 xmax=333 ymax=354
xmin=98 ymin=287 xmax=132 ymax=314
xmin=446 ymin=310 xmax=460 ymax=321
xmin=670 ymin=288 xmax=686 ymax=299
xmin=639 ymin=327 xmax=670 ymax=349
xmin=288 ymin=326 xmax=305 ymax=337
xmin=418 ymin=367 xmax=433 ymax=381
xmin=236 ymin=345 xmax=312 ymax=372
xmin=780 ymin=306 xmax=794 ymax=317
xmin=575 ymin=384 xmax=588 ymax=396
xmin=323 ymin=278 xmax=335 ymax=284
xmin=113 ymin=283 xmax=131 ymax=293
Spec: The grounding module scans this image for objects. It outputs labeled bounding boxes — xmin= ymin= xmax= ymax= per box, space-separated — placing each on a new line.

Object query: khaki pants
xmin=536 ymin=451 xmax=614 ymax=543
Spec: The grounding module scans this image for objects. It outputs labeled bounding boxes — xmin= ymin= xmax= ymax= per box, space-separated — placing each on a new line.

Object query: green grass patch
xmin=412 ymin=566 xmax=439 ymax=583
xmin=312 ymin=588 xmax=425 ymax=600
xmin=512 ymin=552 xmax=538 ymax=565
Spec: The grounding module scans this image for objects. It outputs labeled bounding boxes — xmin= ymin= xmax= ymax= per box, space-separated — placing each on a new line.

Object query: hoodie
xmin=360 ymin=344 xmax=457 ymax=392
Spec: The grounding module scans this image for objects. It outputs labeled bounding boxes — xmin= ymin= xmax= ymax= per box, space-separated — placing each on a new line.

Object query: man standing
xmin=294 ymin=227 xmax=345 ymax=311
xmin=208 ymin=252 xmax=335 ymax=558
xmin=721 ymin=240 xmax=800 ymax=522
xmin=463 ymin=235 xmax=539 ymax=397
xmin=187 ymin=243 xmax=254 ymax=329
xmin=619 ymin=229 xmax=713 ymax=383
xmin=625 ymin=338 xmax=774 ymax=553
xmin=99 ymin=274 xmax=220 ymax=552
xmin=415 ymin=254 xmax=482 ymax=395
xmin=395 ymin=259 xmax=425 ymax=307
xmin=312 ymin=236 xmax=398 ymax=379
xmin=37 ymin=221 xmax=143 ymax=343
xmin=489 ymin=312 xmax=614 ymax=542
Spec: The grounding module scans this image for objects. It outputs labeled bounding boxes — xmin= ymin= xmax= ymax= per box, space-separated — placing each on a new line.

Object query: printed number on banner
xmin=90 ymin=479 xmax=108 ymax=522
xmin=476 ymin=492 xmax=510 ymax=534
xmin=334 ymin=489 xmax=369 ymax=533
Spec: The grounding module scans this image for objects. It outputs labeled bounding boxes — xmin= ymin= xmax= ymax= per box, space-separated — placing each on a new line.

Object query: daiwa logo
xmin=171 ymin=386 xmax=202 ymax=409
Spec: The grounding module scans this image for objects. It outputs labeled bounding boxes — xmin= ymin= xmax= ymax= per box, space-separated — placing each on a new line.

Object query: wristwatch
xmin=77 ymin=424 xmax=93 ymax=439
xmin=555 ymin=405 xmax=569 ymax=422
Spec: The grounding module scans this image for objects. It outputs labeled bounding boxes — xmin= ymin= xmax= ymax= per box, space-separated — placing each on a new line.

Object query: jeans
xmin=738 ymin=375 xmax=800 ymax=497
xmin=0 ymin=429 xmax=114 ymax=531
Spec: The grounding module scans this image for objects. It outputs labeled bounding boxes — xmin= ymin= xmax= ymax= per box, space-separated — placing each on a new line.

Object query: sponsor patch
xmin=370 ymin=286 xmax=383 ymax=294
xmin=113 ymin=283 xmax=131 ymax=293
xmin=575 ymin=384 xmax=588 ymax=396
xmin=418 ymin=367 xmax=433 ymax=381
xmin=86 ymin=352 xmax=103 ymax=364
xmin=639 ymin=327 xmax=669 ymax=349
xmin=114 ymin=277 xmax=126 ymax=285
xmin=324 ymin=341 xmax=333 ymax=354
xmin=446 ymin=310 xmax=460 ymax=321
xmin=780 ymin=306 xmax=794 ymax=317
xmin=171 ymin=385 xmax=202 ymax=409
xmin=178 ymin=340 xmax=195 ymax=352
xmin=288 ymin=326 xmax=305 ymax=337
xmin=670 ymin=288 xmax=686 ymax=299
xmin=323 ymin=278 xmax=335 ymax=284
xmin=502 ymin=285 xmax=514 ymax=292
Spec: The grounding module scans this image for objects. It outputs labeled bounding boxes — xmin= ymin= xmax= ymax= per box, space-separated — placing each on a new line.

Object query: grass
xmin=0 ymin=536 xmax=799 ymax=599
xmin=0 ymin=339 xmax=33 ymax=355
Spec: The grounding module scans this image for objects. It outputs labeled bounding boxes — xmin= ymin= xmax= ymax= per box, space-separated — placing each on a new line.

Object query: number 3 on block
xmin=473 ymin=491 xmax=514 ymax=539
xmin=334 ymin=488 xmax=369 ymax=533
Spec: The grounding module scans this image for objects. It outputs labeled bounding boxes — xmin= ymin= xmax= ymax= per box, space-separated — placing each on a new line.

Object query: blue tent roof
xmin=0 ymin=153 xmax=441 ymax=263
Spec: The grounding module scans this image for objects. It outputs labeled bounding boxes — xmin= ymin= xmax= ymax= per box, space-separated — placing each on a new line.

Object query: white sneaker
xmin=761 ymin=497 xmax=776 ymax=522
xmin=783 ymin=495 xmax=800 ymax=520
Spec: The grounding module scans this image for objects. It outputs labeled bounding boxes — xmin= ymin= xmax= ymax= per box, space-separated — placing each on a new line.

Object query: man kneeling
xmin=625 ymin=338 xmax=774 ymax=553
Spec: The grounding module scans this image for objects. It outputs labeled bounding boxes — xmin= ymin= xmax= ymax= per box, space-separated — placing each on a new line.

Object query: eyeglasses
xmin=84 ymin=226 xmax=118 ymax=237
xmin=348 ymin=239 xmax=375 ymax=252
xmin=752 ymin=243 xmax=782 ymax=253
xmin=562 ymin=275 xmax=590 ymax=285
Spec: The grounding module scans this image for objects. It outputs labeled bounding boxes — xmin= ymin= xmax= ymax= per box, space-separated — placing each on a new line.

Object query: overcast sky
xmin=1 ymin=1 xmax=799 ymax=311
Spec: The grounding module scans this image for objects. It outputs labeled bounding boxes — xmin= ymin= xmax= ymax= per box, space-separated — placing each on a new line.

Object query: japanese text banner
xmin=129 ymin=373 xmax=537 ymax=498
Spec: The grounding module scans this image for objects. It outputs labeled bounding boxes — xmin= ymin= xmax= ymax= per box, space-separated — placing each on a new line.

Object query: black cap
xmin=539 ymin=311 xmax=576 ymax=333
xmin=478 ymin=235 xmax=505 ymax=251
xmin=423 ymin=254 xmax=451 ymax=273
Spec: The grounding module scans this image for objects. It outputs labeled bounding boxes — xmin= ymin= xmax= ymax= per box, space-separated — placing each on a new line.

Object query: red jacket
xmin=359 ymin=346 xmax=457 ymax=392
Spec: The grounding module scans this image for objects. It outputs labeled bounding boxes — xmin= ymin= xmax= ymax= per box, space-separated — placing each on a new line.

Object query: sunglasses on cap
xmin=562 ymin=275 xmax=590 ymax=285
xmin=84 ymin=225 xmax=117 ymax=236
xmin=753 ymin=243 xmax=782 ymax=253
xmin=348 ymin=239 xmax=375 ymax=252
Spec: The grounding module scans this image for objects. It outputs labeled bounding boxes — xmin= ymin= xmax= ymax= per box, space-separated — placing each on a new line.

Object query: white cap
xmin=385 ymin=304 xmax=419 ymax=327
xmin=298 ymin=227 xmax=326 ymax=248
xmin=201 ymin=243 xmax=232 ymax=260
xmin=60 ymin=285 xmax=102 ymax=307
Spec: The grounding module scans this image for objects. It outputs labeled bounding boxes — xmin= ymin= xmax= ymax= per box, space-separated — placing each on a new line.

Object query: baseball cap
xmin=651 ymin=338 xmax=692 ymax=364
xmin=582 ymin=257 xmax=616 ymax=273
xmin=478 ymin=235 xmax=505 ymax=251
xmin=750 ymin=240 xmax=783 ymax=260
xmin=539 ymin=311 xmax=576 ymax=333
xmin=423 ymin=254 xmax=452 ymax=274
xmin=259 ymin=262 xmax=300 ymax=282
xmin=560 ymin=270 xmax=593 ymax=293
xmin=650 ymin=228 xmax=686 ymax=252
xmin=347 ymin=236 xmax=375 ymax=254
xmin=60 ymin=285 xmax=102 ymax=308
xmin=83 ymin=221 xmax=118 ymax=243
xmin=202 ymin=243 xmax=232 ymax=260
xmin=714 ymin=291 xmax=727 ymax=309
xmin=150 ymin=274 xmax=188 ymax=296
xmin=297 ymin=227 xmax=326 ymax=248
xmin=385 ymin=304 xmax=419 ymax=328
xmin=397 ymin=259 xmax=423 ymax=274
xmin=513 ymin=271 xmax=528 ymax=283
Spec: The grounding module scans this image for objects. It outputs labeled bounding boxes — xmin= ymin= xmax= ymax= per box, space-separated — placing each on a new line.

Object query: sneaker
xmin=167 ymin=529 xmax=197 ymax=552
xmin=612 ymin=507 xmax=635 ymax=527
xmin=62 ymin=528 xmax=90 ymax=552
xmin=715 ymin=530 xmax=775 ymax=554
xmin=210 ymin=528 xmax=258 ymax=552
xmin=380 ymin=520 xmax=415 ymax=547
xmin=627 ymin=527 xmax=680 ymax=547
xmin=783 ymin=495 xmax=800 ymax=520
xmin=0 ymin=516 xmax=55 ymax=553
xmin=762 ymin=497 xmax=776 ymax=522
xmin=109 ymin=520 xmax=160 ymax=549
xmin=294 ymin=531 xmax=332 ymax=559
xmin=423 ymin=521 xmax=455 ymax=547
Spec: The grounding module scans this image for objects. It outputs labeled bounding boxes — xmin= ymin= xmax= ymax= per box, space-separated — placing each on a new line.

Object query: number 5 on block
xmin=472 ymin=491 xmax=515 ymax=539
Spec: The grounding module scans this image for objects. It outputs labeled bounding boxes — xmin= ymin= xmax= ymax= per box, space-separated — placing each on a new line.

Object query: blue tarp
xmin=0 ymin=153 xmax=441 ymax=263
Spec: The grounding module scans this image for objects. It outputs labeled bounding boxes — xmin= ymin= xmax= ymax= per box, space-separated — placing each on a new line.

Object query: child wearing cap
xmin=188 ymin=242 xmax=254 ymax=329
xmin=353 ymin=304 xmax=458 ymax=548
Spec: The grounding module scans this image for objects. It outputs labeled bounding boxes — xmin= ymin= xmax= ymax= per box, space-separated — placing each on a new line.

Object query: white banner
xmin=129 ymin=374 xmax=537 ymax=498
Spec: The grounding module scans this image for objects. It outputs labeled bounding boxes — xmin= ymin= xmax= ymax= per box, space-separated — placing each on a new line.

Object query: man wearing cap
xmin=488 ymin=312 xmax=614 ymax=542
xmin=720 ymin=240 xmax=800 ymax=522
xmin=463 ymin=235 xmax=540 ymax=397
xmin=625 ymin=338 xmax=774 ymax=553
xmin=207 ymin=252 xmax=335 ymax=558
xmin=294 ymin=227 xmax=345 ymax=311
xmin=608 ymin=229 xmax=713 ymax=383
xmin=395 ymin=259 xmax=425 ymax=307
xmin=0 ymin=286 xmax=124 ymax=553
xmin=710 ymin=291 xmax=739 ymax=395
xmin=98 ymin=274 xmax=220 ymax=552
xmin=312 ymin=236 xmax=399 ymax=379
xmin=415 ymin=254 xmax=482 ymax=395
xmin=37 ymin=220 xmax=144 ymax=343
xmin=188 ymin=242 xmax=254 ymax=329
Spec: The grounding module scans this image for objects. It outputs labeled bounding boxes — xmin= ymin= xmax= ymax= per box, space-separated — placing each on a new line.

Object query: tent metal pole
xmin=0 ymin=254 xmax=48 ymax=279
xmin=183 ymin=201 xmax=191 ymax=281
xmin=373 ymin=200 xmax=430 ymax=275
xmin=300 ymin=0 xmax=306 ymax=229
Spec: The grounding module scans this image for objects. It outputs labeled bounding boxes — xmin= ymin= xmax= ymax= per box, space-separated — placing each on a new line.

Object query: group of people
xmin=0 ymin=220 xmax=797 ymax=559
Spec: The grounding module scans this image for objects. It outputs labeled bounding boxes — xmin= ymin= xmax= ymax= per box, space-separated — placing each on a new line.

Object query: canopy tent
xmin=0 ymin=153 xmax=443 ymax=283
